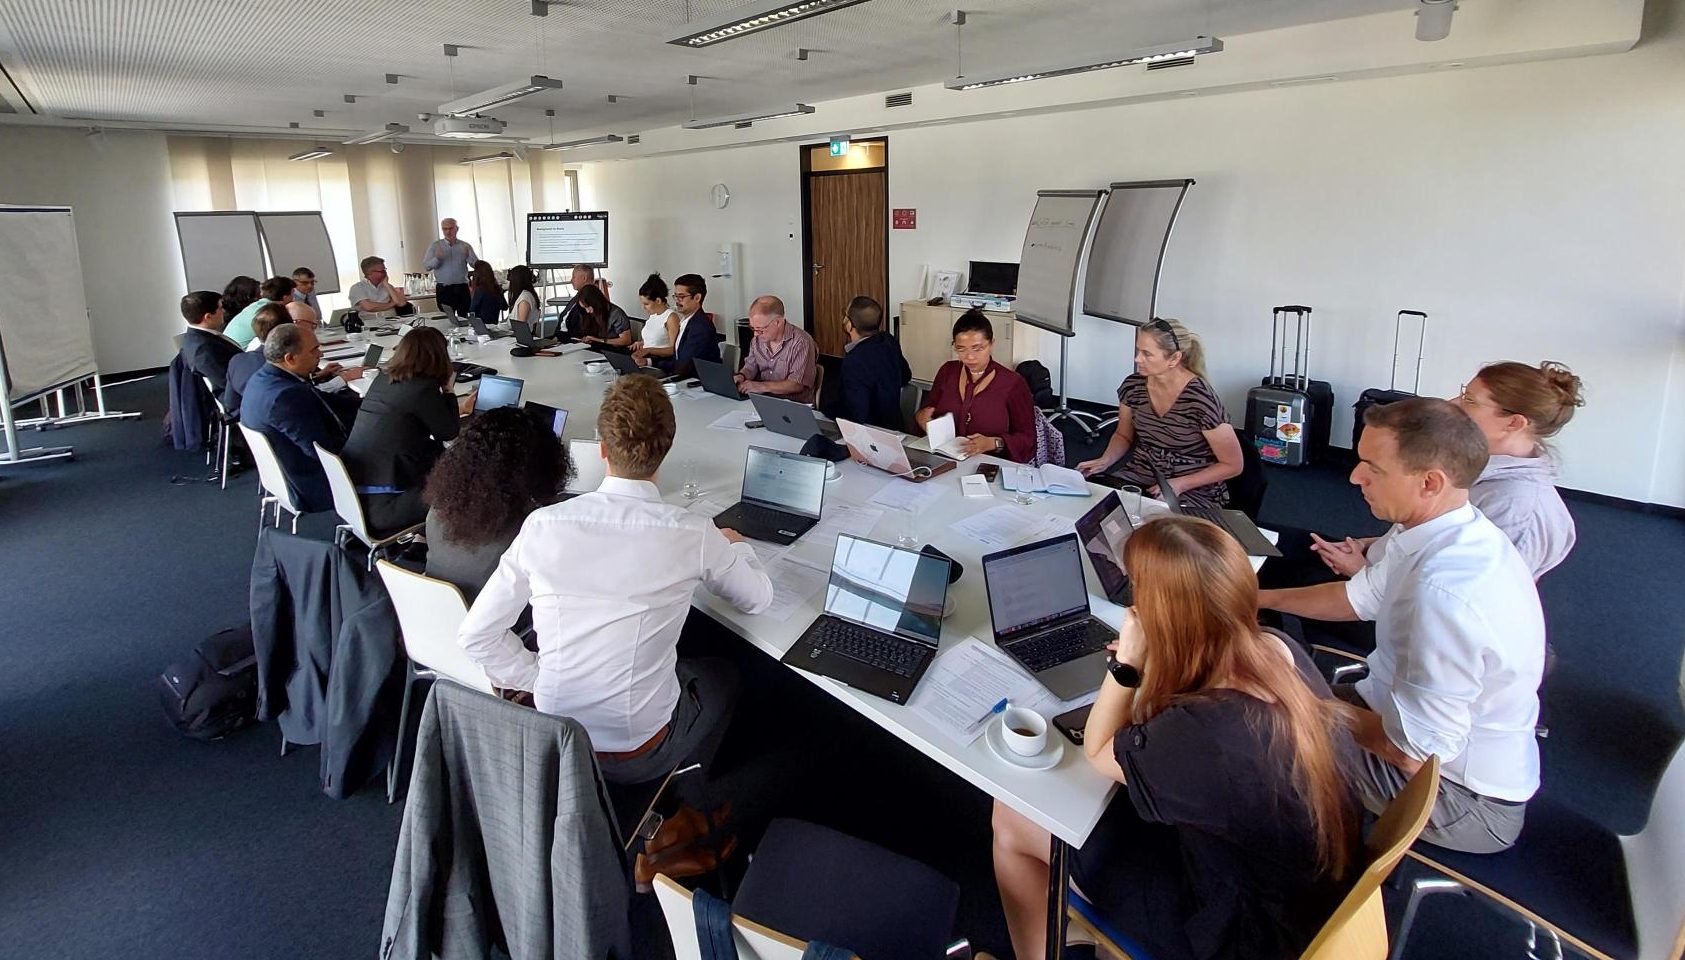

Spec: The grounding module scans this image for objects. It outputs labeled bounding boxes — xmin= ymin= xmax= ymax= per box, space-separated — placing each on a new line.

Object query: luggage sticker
xmin=1275 ymin=404 xmax=1302 ymax=443
xmin=1255 ymin=437 xmax=1288 ymax=463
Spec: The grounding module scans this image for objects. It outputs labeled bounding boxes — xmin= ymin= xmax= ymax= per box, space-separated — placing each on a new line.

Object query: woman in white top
xmin=506 ymin=264 xmax=542 ymax=330
xmin=633 ymin=273 xmax=679 ymax=352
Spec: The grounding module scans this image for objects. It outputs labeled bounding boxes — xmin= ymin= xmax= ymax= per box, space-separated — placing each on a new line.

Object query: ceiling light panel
xmin=945 ymin=36 xmax=1224 ymax=91
xmin=683 ymin=104 xmax=815 ymax=130
xmin=668 ymin=0 xmax=876 ymax=48
xmin=539 ymin=134 xmax=626 ymax=151
xmin=341 ymin=123 xmax=409 ymax=145
xmin=438 ymin=76 xmax=562 ymax=117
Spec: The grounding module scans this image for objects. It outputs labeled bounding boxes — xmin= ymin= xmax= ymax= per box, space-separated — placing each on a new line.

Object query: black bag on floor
xmin=1015 ymin=360 xmax=1055 ymax=409
xmin=1352 ymin=310 xmax=1427 ymax=450
xmin=1246 ymin=306 xmax=1334 ymax=467
xmin=159 ymin=625 xmax=259 ymax=741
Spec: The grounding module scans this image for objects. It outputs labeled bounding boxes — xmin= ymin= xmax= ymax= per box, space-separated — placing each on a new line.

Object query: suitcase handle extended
xmin=1391 ymin=309 xmax=1428 ymax=393
xmin=1274 ymin=305 xmax=1312 ymax=314
xmin=1269 ymin=305 xmax=1313 ymax=391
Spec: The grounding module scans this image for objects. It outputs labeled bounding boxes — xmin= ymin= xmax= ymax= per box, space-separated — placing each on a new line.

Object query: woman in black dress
xmin=341 ymin=327 xmax=469 ymax=534
xmin=991 ymin=516 xmax=1362 ymax=960
xmin=1076 ymin=319 xmax=1243 ymax=509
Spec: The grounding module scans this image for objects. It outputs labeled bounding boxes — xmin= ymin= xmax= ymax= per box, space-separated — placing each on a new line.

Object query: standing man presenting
xmin=423 ymin=218 xmax=477 ymax=318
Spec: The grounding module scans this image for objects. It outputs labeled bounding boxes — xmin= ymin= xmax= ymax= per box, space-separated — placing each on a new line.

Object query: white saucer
xmin=985 ymin=721 xmax=1065 ymax=770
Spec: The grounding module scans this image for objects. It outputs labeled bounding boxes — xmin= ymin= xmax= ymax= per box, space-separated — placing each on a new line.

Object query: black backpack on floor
xmin=159 ymin=626 xmax=259 ymax=741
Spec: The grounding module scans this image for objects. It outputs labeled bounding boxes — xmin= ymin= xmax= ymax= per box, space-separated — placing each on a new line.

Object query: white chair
xmin=197 ymin=376 xmax=232 ymax=489
xmin=374 ymin=560 xmax=496 ymax=803
xmin=237 ymin=423 xmax=304 ymax=532
xmin=314 ymin=443 xmax=424 ymax=569
xmin=653 ymin=874 xmax=834 ymax=960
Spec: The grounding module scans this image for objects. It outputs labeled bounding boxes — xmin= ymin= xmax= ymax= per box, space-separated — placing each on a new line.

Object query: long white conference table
xmin=340 ymin=323 xmax=1265 ymax=958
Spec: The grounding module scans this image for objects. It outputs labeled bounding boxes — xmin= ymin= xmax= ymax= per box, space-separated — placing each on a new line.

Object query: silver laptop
xmin=982 ymin=534 xmax=1114 ymax=700
xmin=749 ymin=394 xmax=842 ymax=442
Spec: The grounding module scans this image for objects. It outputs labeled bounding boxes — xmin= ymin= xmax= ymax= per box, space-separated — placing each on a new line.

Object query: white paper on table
xmin=867 ymin=479 xmax=948 ymax=513
xmin=557 ymin=342 xmax=591 ymax=355
xmin=748 ymin=539 xmax=788 ymax=568
xmin=708 ymin=409 xmax=759 ymax=432
xmin=760 ymin=553 xmax=831 ymax=622
xmin=801 ymin=504 xmax=885 ymax=547
xmin=907 ymin=637 xmax=1100 ymax=746
xmin=950 ymin=504 xmax=1058 ymax=550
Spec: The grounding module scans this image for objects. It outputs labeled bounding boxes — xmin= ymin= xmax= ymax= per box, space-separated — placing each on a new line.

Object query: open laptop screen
xmin=1073 ymin=493 xmax=1133 ymax=601
xmin=741 ymin=447 xmax=826 ymax=520
xmin=984 ymin=535 xmax=1091 ymax=639
xmin=524 ymin=401 xmax=568 ymax=439
xmin=473 ymin=374 xmax=523 ymax=412
xmin=823 ymin=535 xmax=949 ymax=646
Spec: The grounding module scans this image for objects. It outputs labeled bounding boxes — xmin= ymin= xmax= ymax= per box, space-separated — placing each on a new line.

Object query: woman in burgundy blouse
xmin=915 ymin=310 xmax=1038 ymax=462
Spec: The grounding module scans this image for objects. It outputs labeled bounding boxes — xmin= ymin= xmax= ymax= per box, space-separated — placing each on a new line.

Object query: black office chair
xmin=1228 ymin=425 xmax=1268 ymax=520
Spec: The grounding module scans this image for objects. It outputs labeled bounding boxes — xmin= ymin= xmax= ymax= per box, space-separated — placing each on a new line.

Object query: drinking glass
xmin=1121 ymin=485 xmax=1144 ymax=524
xmin=681 ymin=459 xmax=702 ymax=501
xmin=1013 ymin=465 xmax=1037 ymax=505
xmin=896 ymin=505 xmax=920 ymax=548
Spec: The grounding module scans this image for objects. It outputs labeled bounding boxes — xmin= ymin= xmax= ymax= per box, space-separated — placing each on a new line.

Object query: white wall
xmin=0 ymin=128 xmax=182 ymax=374
xmin=578 ymin=10 xmax=1685 ymax=507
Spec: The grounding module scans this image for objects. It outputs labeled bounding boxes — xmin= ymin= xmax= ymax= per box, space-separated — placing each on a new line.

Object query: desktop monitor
xmin=968 ymin=260 xmax=1019 ymax=296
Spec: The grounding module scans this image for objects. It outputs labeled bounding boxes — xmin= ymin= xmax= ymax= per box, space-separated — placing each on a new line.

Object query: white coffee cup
xmin=1000 ymin=706 xmax=1048 ymax=758
xmin=662 ymin=381 xmax=680 ymax=396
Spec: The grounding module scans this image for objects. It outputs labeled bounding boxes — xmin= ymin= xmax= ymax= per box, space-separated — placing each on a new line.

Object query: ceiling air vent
xmin=627 ymin=134 xmax=640 ymax=144
xmin=885 ymin=92 xmax=913 ymax=108
xmin=1145 ymin=56 xmax=1196 ymax=71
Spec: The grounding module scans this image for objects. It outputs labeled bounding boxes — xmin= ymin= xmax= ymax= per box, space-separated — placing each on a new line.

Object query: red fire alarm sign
xmin=892 ymin=208 xmax=917 ymax=229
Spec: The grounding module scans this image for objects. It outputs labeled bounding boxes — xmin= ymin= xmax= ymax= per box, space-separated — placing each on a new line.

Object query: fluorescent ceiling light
xmin=945 ymin=36 xmax=1224 ymax=91
xmin=539 ymin=134 xmax=626 ymax=151
xmin=683 ymin=104 xmax=816 ymax=130
xmin=439 ymin=76 xmax=563 ymax=117
xmin=288 ymin=147 xmax=334 ymax=162
xmin=342 ymin=123 xmax=409 ymax=145
xmin=458 ymin=152 xmax=516 ymax=165
xmin=668 ymin=0 xmax=874 ymax=48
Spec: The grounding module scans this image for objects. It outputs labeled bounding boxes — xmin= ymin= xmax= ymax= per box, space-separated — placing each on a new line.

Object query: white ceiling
xmin=0 ymin=0 xmax=1413 ymax=141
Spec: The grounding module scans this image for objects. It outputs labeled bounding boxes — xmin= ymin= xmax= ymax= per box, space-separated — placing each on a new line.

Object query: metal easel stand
xmin=0 ymin=376 xmax=72 ymax=466
xmin=1042 ymin=335 xmax=1104 ymax=443
xmin=13 ymin=373 xmax=141 ymax=430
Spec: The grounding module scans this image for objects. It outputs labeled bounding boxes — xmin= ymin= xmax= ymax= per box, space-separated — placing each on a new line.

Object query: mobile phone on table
xmin=977 ymin=463 xmax=1000 ymax=483
xmin=1053 ymin=704 xmax=1092 ymax=745
xmin=745 ymin=419 xmax=765 ymax=429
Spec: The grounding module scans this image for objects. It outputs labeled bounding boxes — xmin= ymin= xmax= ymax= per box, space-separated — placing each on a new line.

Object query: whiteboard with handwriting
xmin=1013 ymin=190 xmax=1104 ymax=337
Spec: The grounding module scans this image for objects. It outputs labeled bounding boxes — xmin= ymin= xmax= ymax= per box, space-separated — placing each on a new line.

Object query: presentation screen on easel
xmin=1082 ymin=179 xmax=1192 ymax=325
xmin=527 ymin=212 xmax=608 ymax=269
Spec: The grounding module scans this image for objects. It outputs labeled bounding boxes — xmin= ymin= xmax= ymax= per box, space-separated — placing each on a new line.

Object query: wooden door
xmin=808 ymin=171 xmax=887 ymax=357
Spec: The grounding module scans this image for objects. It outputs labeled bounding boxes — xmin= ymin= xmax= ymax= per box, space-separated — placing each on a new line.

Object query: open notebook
xmin=999 ymin=462 xmax=1091 ymax=497
xmin=925 ymin=413 xmax=972 ymax=460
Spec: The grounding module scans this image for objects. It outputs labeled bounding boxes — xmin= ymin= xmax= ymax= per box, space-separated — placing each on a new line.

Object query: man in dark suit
xmin=241 ymin=323 xmax=349 ymax=513
xmin=640 ymin=273 xmax=720 ymax=379
xmin=178 ymin=290 xmax=241 ymax=395
xmin=825 ymin=296 xmax=912 ymax=431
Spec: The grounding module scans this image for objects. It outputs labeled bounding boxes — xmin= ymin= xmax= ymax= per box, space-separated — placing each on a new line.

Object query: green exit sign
xmin=829 ymin=137 xmax=849 ymax=157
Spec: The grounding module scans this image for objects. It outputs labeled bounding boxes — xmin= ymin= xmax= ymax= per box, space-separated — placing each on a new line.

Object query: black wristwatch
xmin=1107 ymin=656 xmax=1142 ymax=688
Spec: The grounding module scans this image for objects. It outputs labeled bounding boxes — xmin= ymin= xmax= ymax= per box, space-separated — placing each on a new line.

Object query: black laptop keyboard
xmin=1005 ymin=619 xmax=1114 ymax=673
xmin=730 ymin=503 xmax=803 ymax=533
xmin=812 ymin=619 xmax=924 ymax=677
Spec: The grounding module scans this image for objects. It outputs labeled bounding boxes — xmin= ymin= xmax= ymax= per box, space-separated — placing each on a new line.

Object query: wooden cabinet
xmin=897 ymin=300 xmax=1018 ymax=384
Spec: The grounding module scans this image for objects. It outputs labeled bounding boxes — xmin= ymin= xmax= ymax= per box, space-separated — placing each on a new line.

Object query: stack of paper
xmin=906 ymin=637 xmax=1097 ymax=745
xmin=950 ymin=505 xmax=1069 ymax=551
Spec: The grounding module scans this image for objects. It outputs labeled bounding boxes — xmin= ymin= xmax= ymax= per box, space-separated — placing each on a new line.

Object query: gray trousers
xmin=597 ymin=657 xmax=740 ymax=791
xmin=1333 ymin=684 xmax=1527 ymax=854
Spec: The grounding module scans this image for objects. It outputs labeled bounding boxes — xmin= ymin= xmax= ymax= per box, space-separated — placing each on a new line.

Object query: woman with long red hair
xmin=991 ymin=516 xmax=1362 ymax=960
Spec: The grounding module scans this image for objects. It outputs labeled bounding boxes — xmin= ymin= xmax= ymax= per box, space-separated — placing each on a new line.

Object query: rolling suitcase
xmin=1246 ymin=305 xmax=1328 ymax=467
xmin=1352 ymin=310 xmax=1427 ymax=450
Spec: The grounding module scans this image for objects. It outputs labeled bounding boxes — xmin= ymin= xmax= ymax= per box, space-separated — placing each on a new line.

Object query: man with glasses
xmin=734 ymin=295 xmax=816 ymax=403
xmin=290 ymin=267 xmax=322 ymax=318
xmin=637 ymin=273 xmax=720 ymax=379
xmin=349 ymin=255 xmax=410 ymax=325
xmin=423 ymin=219 xmax=477 ymax=318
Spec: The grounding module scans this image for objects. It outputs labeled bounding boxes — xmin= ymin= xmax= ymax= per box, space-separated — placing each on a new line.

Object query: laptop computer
xmin=602 ymin=349 xmax=666 ymax=378
xmin=327 ymin=307 xmax=355 ymax=329
xmin=524 ymin=401 xmax=568 ymax=439
xmin=468 ymin=312 xmax=512 ymax=340
xmin=511 ymin=317 xmax=556 ymax=350
xmin=749 ymin=394 xmax=842 ymax=442
xmin=565 ymin=438 xmax=606 ymax=494
xmin=1151 ymin=462 xmax=1281 ymax=558
xmin=713 ymin=446 xmax=827 ymax=545
xmin=693 ymin=357 xmax=746 ymax=400
xmin=360 ymin=344 xmax=384 ymax=368
xmin=982 ymin=534 xmax=1116 ymax=699
xmin=472 ymin=374 xmax=523 ymax=413
xmin=1073 ymin=492 xmax=1135 ymax=606
xmin=783 ymin=534 xmax=952 ymax=704
xmin=836 ymin=419 xmax=955 ymax=484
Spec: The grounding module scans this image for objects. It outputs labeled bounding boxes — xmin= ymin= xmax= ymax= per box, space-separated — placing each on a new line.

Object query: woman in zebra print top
xmin=1077 ymin=318 xmax=1243 ymax=509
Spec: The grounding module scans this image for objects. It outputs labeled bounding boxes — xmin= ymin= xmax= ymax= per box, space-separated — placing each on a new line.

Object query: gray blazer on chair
xmin=380 ymin=681 xmax=632 ymax=960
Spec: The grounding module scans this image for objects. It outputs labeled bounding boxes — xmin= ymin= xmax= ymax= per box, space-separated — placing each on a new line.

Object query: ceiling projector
xmin=434 ymin=116 xmax=507 ymax=139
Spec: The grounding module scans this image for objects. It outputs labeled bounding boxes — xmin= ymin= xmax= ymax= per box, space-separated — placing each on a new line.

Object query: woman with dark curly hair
xmin=422 ymin=406 xmax=572 ymax=600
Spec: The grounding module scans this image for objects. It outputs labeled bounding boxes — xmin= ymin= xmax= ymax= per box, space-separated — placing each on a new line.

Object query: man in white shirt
xmin=457 ymin=374 xmax=773 ymax=789
xmin=347 ymin=255 xmax=409 ymax=325
xmin=1260 ymin=398 xmax=1544 ymax=853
